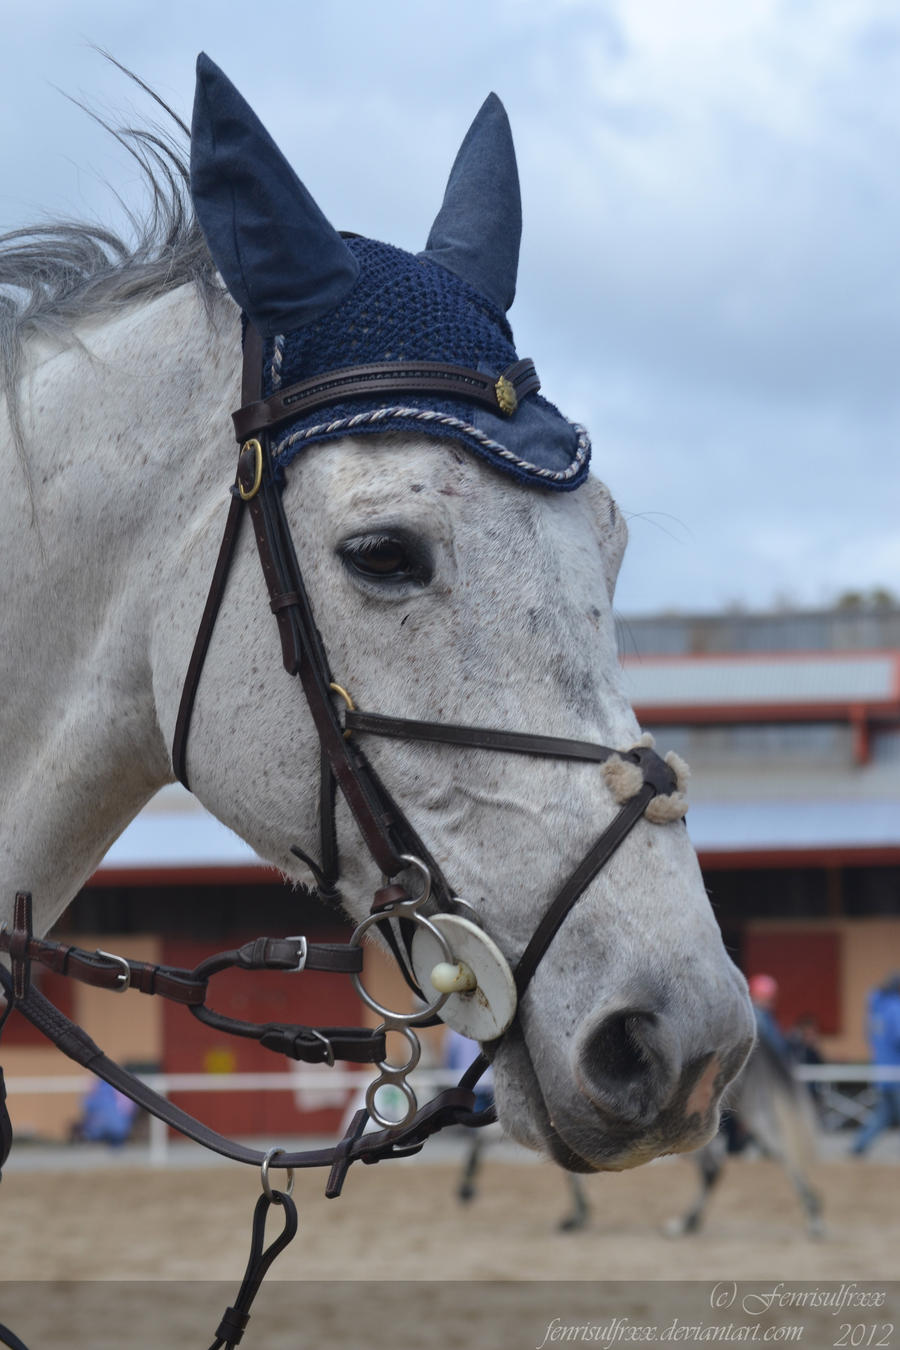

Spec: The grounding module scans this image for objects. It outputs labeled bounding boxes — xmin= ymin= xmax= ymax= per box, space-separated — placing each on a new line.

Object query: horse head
xmin=1 ymin=54 xmax=754 ymax=1174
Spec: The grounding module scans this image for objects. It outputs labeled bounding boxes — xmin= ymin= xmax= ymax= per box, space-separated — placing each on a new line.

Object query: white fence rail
xmin=793 ymin=1063 xmax=900 ymax=1131
xmin=5 ymin=1064 xmax=899 ymax=1163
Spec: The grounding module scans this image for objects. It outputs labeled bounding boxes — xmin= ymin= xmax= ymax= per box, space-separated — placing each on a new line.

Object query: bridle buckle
xmin=237 ymin=438 xmax=263 ymax=500
xmin=286 ymin=936 xmax=308 ymax=972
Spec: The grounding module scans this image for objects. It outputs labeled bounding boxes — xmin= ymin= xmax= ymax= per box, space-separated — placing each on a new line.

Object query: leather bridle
xmin=0 ymin=323 xmax=683 ymax=1349
xmin=170 ymin=321 xmax=682 ymax=1072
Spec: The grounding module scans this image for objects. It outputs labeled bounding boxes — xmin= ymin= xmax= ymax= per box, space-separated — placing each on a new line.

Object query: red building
xmin=621 ymin=606 xmax=900 ymax=1061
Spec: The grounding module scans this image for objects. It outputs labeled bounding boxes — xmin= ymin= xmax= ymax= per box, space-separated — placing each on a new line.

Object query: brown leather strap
xmin=195 ymin=937 xmax=363 ymax=978
xmin=0 ymin=963 xmax=483 ymax=1188
xmin=344 ymin=709 xmax=621 ymax=763
xmin=254 ymin=1024 xmax=383 ymax=1065
xmin=241 ymin=323 xmax=266 ymax=406
xmin=211 ymin=1190 xmax=298 ymax=1350
xmin=172 ymin=323 xmax=405 ymax=873
xmin=240 ymin=457 xmax=405 ymax=876
xmin=0 ymin=931 xmax=362 ymax=1004
xmin=508 ymin=785 xmax=657 ymax=1005
xmin=171 ymin=485 xmax=245 ymax=790
xmin=232 ymin=358 xmax=540 ymax=441
xmin=9 ymin=893 xmax=32 ymax=1000
xmin=231 ymin=324 xmax=408 ymax=878
xmin=172 ymin=325 xmax=265 ymax=789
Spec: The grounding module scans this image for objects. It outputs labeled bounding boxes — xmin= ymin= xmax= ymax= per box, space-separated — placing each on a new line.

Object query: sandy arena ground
xmin=0 ymin=1146 xmax=897 ymax=1348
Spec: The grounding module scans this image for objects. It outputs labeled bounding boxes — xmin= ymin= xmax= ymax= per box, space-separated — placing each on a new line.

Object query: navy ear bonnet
xmin=264 ymin=238 xmax=589 ymax=489
xmin=190 ymin=55 xmax=590 ymax=492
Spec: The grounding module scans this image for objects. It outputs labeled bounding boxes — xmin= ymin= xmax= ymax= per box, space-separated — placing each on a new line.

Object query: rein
xmin=0 ymin=323 xmax=684 ymax=1349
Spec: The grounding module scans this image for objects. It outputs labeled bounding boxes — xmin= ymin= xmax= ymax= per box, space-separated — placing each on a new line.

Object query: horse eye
xmin=339 ymin=533 xmax=431 ymax=585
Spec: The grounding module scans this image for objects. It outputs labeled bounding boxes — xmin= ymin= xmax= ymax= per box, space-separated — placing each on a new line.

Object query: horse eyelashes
xmin=339 ymin=532 xmax=433 ymax=585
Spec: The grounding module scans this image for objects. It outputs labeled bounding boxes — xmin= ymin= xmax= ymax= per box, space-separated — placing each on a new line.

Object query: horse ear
xmin=190 ymin=53 xmax=359 ymax=337
xmin=419 ymin=93 xmax=521 ymax=313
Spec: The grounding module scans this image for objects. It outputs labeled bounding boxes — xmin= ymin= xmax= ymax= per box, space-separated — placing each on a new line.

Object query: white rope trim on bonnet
xmin=269 ymin=334 xmax=284 ymax=392
xmin=600 ymin=732 xmax=690 ymax=825
xmin=273 ymin=405 xmax=591 ymax=483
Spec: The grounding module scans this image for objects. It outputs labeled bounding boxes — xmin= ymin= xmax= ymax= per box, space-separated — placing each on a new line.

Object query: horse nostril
xmin=589 ymin=1011 xmax=652 ymax=1081
xmin=576 ymin=1007 xmax=681 ymax=1126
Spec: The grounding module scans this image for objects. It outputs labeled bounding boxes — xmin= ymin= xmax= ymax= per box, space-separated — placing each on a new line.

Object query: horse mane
xmin=0 ymin=57 xmax=220 ymax=456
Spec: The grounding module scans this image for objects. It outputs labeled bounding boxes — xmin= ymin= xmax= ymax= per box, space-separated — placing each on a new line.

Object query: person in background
xmin=850 ymin=972 xmax=900 ymax=1157
xmin=748 ymin=973 xmax=793 ymax=1066
xmin=787 ymin=1013 xmax=825 ymax=1066
xmin=70 ymin=1078 xmax=137 ymax=1147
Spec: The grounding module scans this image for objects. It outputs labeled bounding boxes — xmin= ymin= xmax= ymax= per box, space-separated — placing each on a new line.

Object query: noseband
xmin=0 ymin=324 xmax=684 ymax=1349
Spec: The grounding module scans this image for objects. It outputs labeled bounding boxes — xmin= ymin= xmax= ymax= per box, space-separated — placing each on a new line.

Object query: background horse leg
xmin=557 ymin=1174 xmax=590 ymax=1232
xmin=785 ymin=1166 xmax=825 ymax=1239
xmin=769 ymin=1089 xmax=825 ymax=1239
xmin=457 ymin=1134 xmax=485 ymax=1203
xmin=665 ymin=1134 xmax=725 ymax=1236
xmin=738 ymin=1042 xmax=826 ymax=1241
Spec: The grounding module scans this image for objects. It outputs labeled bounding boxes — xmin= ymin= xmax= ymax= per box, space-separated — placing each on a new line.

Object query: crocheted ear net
xmin=266 ymin=236 xmax=591 ymax=493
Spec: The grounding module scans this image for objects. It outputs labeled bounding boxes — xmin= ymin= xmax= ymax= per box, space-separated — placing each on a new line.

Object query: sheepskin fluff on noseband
xmin=600 ymin=733 xmax=690 ymax=825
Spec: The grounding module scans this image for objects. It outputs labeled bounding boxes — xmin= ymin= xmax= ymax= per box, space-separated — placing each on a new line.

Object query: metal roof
xmin=98 ymin=787 xmax=264 ymax=875
xmin=92 ymin=775 xmax=900 ymax=879
xmin=687 ymin=799 xmax=900 ymax=853
xmin=621 ymin=650 xmax=900 ymax=712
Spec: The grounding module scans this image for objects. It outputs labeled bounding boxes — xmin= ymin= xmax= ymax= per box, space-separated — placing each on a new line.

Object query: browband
xmin=232 ymin=357 xmax=540 ymax=441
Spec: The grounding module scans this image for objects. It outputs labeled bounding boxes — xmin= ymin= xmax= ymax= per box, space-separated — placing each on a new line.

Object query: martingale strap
xmin=0 ymin=960 xmax=485 ymax=1193
xmin=209 ymin=1187 xmax=299 ymax=1350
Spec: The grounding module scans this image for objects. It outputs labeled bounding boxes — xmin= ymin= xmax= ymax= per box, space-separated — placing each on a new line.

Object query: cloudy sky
xmin=4 ymin=1 xmax=898 ymax=615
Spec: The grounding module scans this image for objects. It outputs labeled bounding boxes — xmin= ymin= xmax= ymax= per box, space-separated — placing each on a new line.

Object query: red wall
xmin=161 ymin=932 xmax=366 ymax=1136
xmin=743 ymin=928 xmax=841 ymax=1034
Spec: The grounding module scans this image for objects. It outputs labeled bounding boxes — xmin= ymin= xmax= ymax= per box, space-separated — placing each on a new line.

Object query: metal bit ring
xmin=380 ymin=853 xmax=433 ymax=908
xmin=348 ymin=855 xmax=454 ymax=1025
xmin=366 ymin=1074 xmax=418 ymax=1130
xmin=365 ymin=1025 xmax=422 ymax=1127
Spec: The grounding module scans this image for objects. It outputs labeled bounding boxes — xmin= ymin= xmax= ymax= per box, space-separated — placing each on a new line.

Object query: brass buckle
xmin=238 ymin=439 xmax=264 ymax=501
xmin=329 ymin=683 xmax=355 ymax=739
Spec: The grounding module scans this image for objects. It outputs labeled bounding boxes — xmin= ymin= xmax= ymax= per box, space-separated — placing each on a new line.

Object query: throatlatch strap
xmin=172 ymin=490 xmax=245 ymax=790
xmin=172 ymin=323 xmax=264 ymax=789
